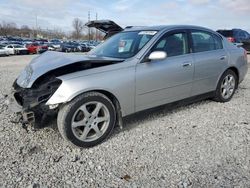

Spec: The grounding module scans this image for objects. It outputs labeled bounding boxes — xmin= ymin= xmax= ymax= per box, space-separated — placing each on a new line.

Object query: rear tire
xmin=57 ymin=92 xmax=116 ymax=148
xmin=213 ymin=69 xmax=238 ymax=102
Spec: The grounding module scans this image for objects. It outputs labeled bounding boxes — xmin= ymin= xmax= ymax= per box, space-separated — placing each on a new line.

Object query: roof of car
xmin=123 ymin=25 xmax=214 ymax=32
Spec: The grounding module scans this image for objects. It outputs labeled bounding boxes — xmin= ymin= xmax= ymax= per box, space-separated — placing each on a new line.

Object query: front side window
xmin=151 ymin=32 xmax=188 ymax=57
xmin=191 ymin=31 xmax=223 ymax=53
xmin=90 ymin=31 xmax=157 ymax=59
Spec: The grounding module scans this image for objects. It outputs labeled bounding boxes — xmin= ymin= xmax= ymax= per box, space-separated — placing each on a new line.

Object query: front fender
xmin=46 ymin=67 xmax=135 ymax=117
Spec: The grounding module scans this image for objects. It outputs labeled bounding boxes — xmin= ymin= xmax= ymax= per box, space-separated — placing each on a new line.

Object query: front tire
xmin=57 ymin=92 xmax=116 ymax=147
xmin=213 ymin=69 xmax=238 ymax=102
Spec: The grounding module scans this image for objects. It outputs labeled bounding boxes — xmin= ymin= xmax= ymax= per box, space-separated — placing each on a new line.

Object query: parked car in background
xmin=47 ymin=44 xmax=57 ymax=51
xmin=49 ymin=39 xmax=62 ymax=50
xmin=25 ymin=43 xmax=48 ymax=54
xmin=0 ymin=45 xmax=9 ymax=56
xmin=10 ymin=25 xmax=248 ymax=147
xmin=78 ymin=43 xmax=91 ymax=52
xmin=4 ymin=44 xmax=28 ymax=55
xmin=217 ymin=29 xmax=250 ymax=52
xmin=59 ymin=42 xmax=78 ymax=52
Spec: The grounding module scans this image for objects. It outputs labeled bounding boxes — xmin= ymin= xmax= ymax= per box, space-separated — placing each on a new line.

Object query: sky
xmin=0 ymin=0 xmax=250 ymax=33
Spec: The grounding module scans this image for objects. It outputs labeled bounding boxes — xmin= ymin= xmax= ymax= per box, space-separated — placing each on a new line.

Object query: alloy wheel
xmin=71 ymin=101 xmax=110 ymax=142
xmin=220 ymin=74 xmax=235 ymax=99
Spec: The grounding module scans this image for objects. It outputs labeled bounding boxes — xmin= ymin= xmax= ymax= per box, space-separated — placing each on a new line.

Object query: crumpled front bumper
xmin=8 ymin=78 xmax=61 ymax=128
xmin=8 ymin=92 xmax=35 ymax=125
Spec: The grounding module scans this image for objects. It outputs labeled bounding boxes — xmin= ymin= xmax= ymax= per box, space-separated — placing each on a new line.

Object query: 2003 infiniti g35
xmin=11 ymin=25 xmax=248 ymax=147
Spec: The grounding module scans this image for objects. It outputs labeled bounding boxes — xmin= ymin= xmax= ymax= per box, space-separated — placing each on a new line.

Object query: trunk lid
xmin=85 ymin=20 xmax=123 ymax=39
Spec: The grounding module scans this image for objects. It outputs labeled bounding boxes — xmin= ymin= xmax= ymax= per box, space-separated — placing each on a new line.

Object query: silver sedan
xmin=12 ymin=25 xmax=248 ymax=147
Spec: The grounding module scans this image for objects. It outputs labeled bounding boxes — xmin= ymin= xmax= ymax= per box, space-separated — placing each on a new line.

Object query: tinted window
xmin=239 ymin=31 xmax=245 ymax=38
xmin=191 ymin=31 xmax=223 ymax=52
xmin=152 ymin=32 xmax=188 ymax=57
xmin=243 ymin=31 xmax=249 ymax=38
xmin=217 ymin=30 xmax=233 ymax=37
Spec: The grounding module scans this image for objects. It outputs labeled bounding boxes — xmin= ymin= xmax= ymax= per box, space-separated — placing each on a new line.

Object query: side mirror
xmin=148 ymin=51 xmax=167 ymax=61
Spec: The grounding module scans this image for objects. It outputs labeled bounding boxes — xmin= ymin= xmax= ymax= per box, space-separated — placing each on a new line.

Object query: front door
xmin=135 ymin=30 xmax=194 ymax=112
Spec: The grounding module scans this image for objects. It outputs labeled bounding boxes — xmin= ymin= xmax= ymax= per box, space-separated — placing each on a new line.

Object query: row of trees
xmin=0 ymin=18 xmax=103 ymax=40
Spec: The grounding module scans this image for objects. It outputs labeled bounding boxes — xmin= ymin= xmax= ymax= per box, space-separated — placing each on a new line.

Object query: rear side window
xmin=217 ymin=30 xmax=233 ymax=37
xmin=152 ymin=32 xmax=188 ymax=57
xmin=191 ymin=31 xmax=223 ymax=53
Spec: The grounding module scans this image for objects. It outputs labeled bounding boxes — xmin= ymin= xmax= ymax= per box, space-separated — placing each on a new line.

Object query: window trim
xmin=189 ymin=29 xmax=224 ymax=54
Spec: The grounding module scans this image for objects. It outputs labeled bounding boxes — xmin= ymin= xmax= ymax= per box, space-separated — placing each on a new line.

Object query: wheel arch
xmin=227 ymin=66 xmax=239 ymax=87
xmin=215 ymin=66 xmax=240 ymax=91
xmin=69 ymin=89 xmax=123 ymax=128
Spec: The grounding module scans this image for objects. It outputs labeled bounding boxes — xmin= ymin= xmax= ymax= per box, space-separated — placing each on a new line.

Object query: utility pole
xmin=88 ymin=11 xmax=90 ymax=42
xmin=95 ymin=12 xmax=98 ymax=41
xmin=35 ymin=13 xmax=38 ymax=38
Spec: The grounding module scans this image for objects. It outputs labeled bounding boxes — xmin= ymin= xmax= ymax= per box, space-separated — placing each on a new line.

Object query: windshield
xmin=90 ymin=31 xmax=157 ymax=59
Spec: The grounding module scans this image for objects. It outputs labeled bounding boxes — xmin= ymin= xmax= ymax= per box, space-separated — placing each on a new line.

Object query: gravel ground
xmin=0 ymin=54 xmax=249 ymax=188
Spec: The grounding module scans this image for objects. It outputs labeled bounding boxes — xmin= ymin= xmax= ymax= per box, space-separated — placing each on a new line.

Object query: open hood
xmin=85 ymin=20 xmax=123 ymax=39
xmin=16 ymin=51 xmax=124 ymax=88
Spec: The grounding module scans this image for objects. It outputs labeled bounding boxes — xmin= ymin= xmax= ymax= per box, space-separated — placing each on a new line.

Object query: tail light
xmin=227 ymin=37 xmax=235 ymax=43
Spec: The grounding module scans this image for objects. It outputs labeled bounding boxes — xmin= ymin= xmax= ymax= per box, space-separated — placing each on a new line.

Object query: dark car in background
xmin=78 ymin=43 xmax=91 ymax=52
xmin=59 ymin=42 xmax=78 ymax=52
xmin=217 ymin=29 xmax=250 ymax=52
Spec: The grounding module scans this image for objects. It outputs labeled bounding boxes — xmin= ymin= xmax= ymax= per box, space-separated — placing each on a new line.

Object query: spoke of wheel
xmin=223 ymin=80 xmax=227 ymax=86
xmin=222 ymin=88 xmax=227 ymax=96
xmin=92 ymin=103 xmax=103 ymax=116
xmin=79 ymin=105 xmax=91 ymax=118
xmin=72 ymin=120 xmax=85 ymax=128
xmin=80 ymin=126 xmax=91 ymax=140
xmin=92 ymin=124 xmax=102 ymax=137
xmin=96 ymin=116 xmax=109 ymax=123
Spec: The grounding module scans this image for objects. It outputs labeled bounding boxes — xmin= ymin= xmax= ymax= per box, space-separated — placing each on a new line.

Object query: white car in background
xmin=0 ymin=45 xmax=9 ymax=56
xmin=4 ymin=44 xmax=28 ymax=55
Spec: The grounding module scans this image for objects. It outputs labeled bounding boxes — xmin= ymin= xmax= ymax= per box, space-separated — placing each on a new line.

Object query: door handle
xmin=220 ymin=55 xmax=226 ymax=60
xmin=182 ymin=62 xmax=192 ymax=67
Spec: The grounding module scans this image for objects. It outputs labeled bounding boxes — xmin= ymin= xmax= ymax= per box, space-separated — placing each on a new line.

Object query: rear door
xmin=135 ymin=30 xmax=194 ymax=111
xmin=190 ymin=30 xmax=228 ymax=96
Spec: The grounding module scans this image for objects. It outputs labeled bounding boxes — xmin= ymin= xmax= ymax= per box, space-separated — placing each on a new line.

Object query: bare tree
xmin=0 ymin=21 xmax=17 ymax=36
xmin=20 ymin=25 xmax=31 ymax=38
xmin=72 ymin=18 xmax=84 ymax=40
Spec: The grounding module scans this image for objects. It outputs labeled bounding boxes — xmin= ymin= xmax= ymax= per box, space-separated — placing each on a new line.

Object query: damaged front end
xmin=9 ymin=51 xmax=124 ymax=128
xmin=9 ymin=76 xmax=62 ymax=128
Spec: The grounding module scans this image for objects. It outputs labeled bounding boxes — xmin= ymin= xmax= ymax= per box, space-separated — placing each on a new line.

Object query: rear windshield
xmin=217 ymin=30 xmax=233 ymax=37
